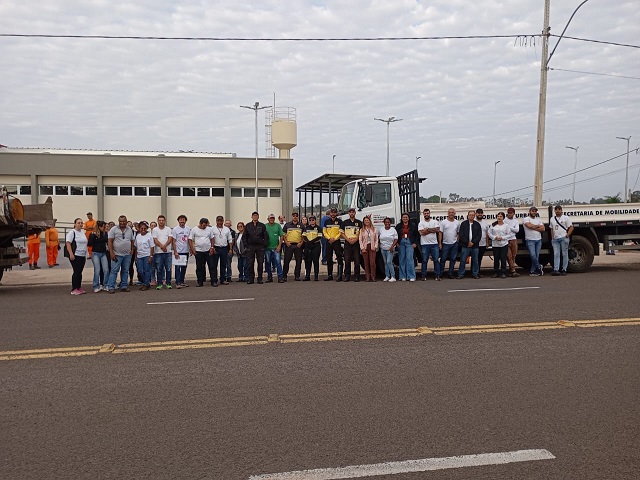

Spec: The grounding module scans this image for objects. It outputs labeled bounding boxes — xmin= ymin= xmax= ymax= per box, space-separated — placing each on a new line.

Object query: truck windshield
xmin=338 ymin=183 xmax=355 ymax=213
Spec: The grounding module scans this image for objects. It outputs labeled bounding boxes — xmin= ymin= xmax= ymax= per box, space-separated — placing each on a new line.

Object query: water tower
xmin=267 ymin=107 xmax=297 ymax=159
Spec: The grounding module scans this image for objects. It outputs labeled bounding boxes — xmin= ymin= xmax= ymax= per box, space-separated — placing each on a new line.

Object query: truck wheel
xmin=515 ymin=255 xmax=531 ymax=271
xmin=568 ymin=236 xmax=594 ymax=273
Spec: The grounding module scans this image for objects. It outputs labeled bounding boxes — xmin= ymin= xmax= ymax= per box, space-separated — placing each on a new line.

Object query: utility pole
xmin=617 ymin=136 xmax=631 ymax=202
xmin=533 ymin=0 xmax=551 ymax=207
xmin=374 ymin=117 xmax=403 ymax=176
xmin=493 ymin=160 xmax=501 ymax=205
xmin=332 ymin=154 xmax=336 ymax=174
xmin=240 ymin=101 xmax=272 ymax=213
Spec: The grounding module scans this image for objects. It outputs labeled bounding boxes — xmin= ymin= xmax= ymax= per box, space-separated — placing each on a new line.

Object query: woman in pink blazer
xmin=359 ymin=215 xmax=379 ymax=281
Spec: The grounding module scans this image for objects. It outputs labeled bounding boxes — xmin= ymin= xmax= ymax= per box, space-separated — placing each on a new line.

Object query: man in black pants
xmin=282 ymin=212 xmax=304 ymax=281
xmin=242 ymin=212 xmax=269 ymax=284
xmin=323 ymin=208 xmax=344 ymax=281
xmin=302 ymin=215 xmax=322 ymax=281
xmin=342 ymin=207 xmax=363 ymax=282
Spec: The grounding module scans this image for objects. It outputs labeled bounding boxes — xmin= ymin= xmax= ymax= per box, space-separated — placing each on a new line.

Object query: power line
xmin=0 ymin=33 xmax=538 ymax=41
xmin=550 ymin=34 xmax=640 ymax=50
xmin=550 ymin=67 xmax=640 ymax=81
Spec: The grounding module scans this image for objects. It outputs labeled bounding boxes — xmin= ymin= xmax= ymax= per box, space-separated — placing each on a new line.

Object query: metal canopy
xmin=295 ymin=173 xmax=382 ymax=194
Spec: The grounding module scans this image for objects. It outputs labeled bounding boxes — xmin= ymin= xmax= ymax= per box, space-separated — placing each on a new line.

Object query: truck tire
xmin=515 ymin=255 xmax=531 ymax=271
xmin=568 ymin=235 xmax=594 ymax=273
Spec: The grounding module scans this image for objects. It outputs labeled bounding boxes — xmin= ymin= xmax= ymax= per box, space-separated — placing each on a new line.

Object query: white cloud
xmin=1 ymin=0 xmax=639 ymax=202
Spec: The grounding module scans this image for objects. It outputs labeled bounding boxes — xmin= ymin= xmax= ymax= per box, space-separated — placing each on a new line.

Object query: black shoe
xmin=472 ymin=275 xmax=480 ymax=279
xmin=421 ymin=277 xmax=428 ymax=281
xmin=247 ymin=279 xmax=254 ymax=284
xmin=500 ymin=273 xmax=507 ymax=278
xmin=551 ymin=271 xmax=560 ymax=276
xmin=560 ymin=271 xmax=567 ymax=276
xmin=257 ymin=279 xmax=263 ymax=284
xmin=196 ymin=283 xmax=203 ymax=287
xmin=354 ymin=276 xmax=360 ymax=282
xmin=448 ymin=274 xmax=455 ymax=279
xmin=266 ymin=277 xmax=273 ymax=283
xmin=278 ymin=277 xmax=285 ymax=283
xmin=457 ymin=276 xmax=464 ymax=279
xmin=336 ymin=276 xmax=343 ymax=282
xmin=212 ymin=282 xmax=219 ymax=287
xmin=344 ymin=275 xmax=350 ymax=282
xmin=314 ymin=275 xmax=319 ymax=281
xmin=294 ymin=277 xmax=301 ymax=281
xmin=492 ymin=273 xmax=499 ymax=278
xmin=325 ymin=276 xmax=333 ymax=281
xmin=303 ymin=276 xmax=310 ymax=281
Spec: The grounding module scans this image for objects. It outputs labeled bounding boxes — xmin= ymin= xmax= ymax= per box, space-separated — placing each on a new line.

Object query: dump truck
xmin=0 ymin=186 xmax=55 ymax=283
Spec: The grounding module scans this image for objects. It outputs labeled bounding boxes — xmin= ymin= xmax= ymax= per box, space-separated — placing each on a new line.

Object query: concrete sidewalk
xmin=2 ymin=250 xmax=639 ymax=287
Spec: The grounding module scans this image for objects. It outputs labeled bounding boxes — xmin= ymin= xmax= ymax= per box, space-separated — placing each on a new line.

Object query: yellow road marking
xmin=1 ymin=317 xmax=638 ymax=361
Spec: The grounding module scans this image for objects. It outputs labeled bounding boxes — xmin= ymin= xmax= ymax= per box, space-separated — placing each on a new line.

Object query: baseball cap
xmin=507 ymin=207 xmax=516 ymax=213
xmin=348 ymin=207 xmax=355 ymax=212
xmin=268 ymin=213 xmax=276 ymax=218
xmin=529 ymin=206 xmax=538 ymax=211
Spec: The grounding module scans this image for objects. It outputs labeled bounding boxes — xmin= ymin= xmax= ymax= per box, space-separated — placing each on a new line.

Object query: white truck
xmin=297 ymin=170 xmax=640 ymax=274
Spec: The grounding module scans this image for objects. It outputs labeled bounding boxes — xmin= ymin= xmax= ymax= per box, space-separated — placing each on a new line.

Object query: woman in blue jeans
xmin=395 ymin=213 xmax=419 ymax=281
xmin=378 ymin=217 xmax=398 ymax=281
xmin=88 ymin=221 xmax=110 ymax=292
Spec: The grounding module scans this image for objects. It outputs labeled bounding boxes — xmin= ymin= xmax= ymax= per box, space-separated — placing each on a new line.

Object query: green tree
xmin=603 ymin=193 xmax=622 ymax=204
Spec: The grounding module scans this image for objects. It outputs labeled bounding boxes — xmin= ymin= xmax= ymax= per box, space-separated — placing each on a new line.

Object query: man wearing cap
xmin=550 ymin=205 xmax=574 ymax=276
xmin=523 ymin=206 xmax=546 ymax=276
xmin=342 ymin=208 xmax=363 ymax=282
xmin=475 ymin=208 xmax=490 ymax=270
xmin=242 ymin=212 xmax=269 ymax=284
xmin=504 ymin=207 xmax=520 ymax=277
xmin=282 ymin=212 xmax=304 ymax=281
xmin=264 ymin=213 xmax=284 ymax=283
xmin=188 ymin=218 xmax=215 ymax=287
xmin=323 ymin=208 xmax=344 ymax=281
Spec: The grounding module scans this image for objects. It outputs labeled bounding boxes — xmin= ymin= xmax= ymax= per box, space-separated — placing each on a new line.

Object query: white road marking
xmin=147 ymin=298 xmax=254 ymax=305
xmin=448 ymin=286 xmax=541 ymax=293
xmin=249 ymin=449 xmax=556 ymax=479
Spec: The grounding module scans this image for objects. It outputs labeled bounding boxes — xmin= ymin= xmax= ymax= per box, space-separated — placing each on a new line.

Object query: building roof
xmin=0 ymin=146 xmax=237 ymax=157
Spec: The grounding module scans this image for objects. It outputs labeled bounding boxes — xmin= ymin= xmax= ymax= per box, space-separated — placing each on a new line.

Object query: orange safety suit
xmin=27 ymin=233 xmax=41 ymax=267
xmin=45 ymin=227 xmax=60 ymax=267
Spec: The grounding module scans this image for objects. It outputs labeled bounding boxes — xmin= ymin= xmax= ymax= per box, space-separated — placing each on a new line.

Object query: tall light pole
xmin=374 ymin=116 xmax=403 ymax=176
xmin=415 ymin=156 xmax=421 ymax=172
xmin=617 ymin=136 xmax=631 ymax=202
xmin=332 ymin=154 xmax=336 ymax=174
xmin=240 ymin=101 xmax=271 ymax=213
xmin=493 ymin=160 xmax=501 ymax=205
xmin=566 ymin=146 xmax=579 ymax=205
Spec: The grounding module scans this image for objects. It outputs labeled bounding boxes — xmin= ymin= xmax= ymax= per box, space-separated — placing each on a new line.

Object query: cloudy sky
xmin=1 ymin=0 xmax=639 ymax=202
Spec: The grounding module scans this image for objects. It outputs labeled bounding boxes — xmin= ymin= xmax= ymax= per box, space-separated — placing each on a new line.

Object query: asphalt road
xmin=1 ymin=263 xmax=639 ymax=479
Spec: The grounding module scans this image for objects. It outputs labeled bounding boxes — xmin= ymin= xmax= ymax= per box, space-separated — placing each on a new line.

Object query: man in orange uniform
xmin=45 ymin=221 xmax=60 ymax=267
xmin=85 ymin=212 xmax=97 ymax=258
xmin=27 ymin=232 xmax=41 ymax=269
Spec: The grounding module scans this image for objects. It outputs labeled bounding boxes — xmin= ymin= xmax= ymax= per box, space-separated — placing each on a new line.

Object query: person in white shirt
xmin=550 ymin=205 xmax=574 ymax=276
xmin=488 ymin=212 xmax=510 ymax=278
xmin=66 ymin=217 xmax=88 ymax=295
xmin=189 ymin=218 xmax=215 ymax=287
xmin=504 ymin=207 xmax=520 ymax=277
xmin=378 ymin=217 xmax=399 ymax=281
xmin=211 ymin=215 xmax=234 ymax=286
xmin=418 ymin=208 xmax=442 ymax=281
xmin=475 ymin=208 xmax=491 ymax=270
xmin=439 ymin=208 xmax=460 ymax=279
xmin=134 ymin=221 xmax=154 ymax=290
xmin=172 ymin=215 xmax=191 ymax=288
xmin=523 ymin=206 xmax=546 ymax=276
xmin=152 ymin=215 xmax=175 ymax=289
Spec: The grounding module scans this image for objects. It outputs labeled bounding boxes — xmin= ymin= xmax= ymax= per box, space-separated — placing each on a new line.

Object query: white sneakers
xmin=389 ymin=277 xmax=397 ymax=282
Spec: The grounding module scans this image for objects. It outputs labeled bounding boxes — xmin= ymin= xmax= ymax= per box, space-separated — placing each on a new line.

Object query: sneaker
xmin=400 ymin=278 xmax=406 ymax=281
xmin=121 ymin=287 xmax=130 ymax=292
xmin=181 ymin=283 xmax=189 ymax=288
xmin=529 ymin=272 xmax=538 ymax=277
xmin=500 ymin=273 xmax=507 ymax=279
xmin=266 ymin=277 xmax=273 ymax=283
xmin=435 ymin=276 xmax=441 ymax=281
xmin=156 ymin=285 xmax=163 ymax=290
xmin=140 ymin=286 xmax=149 ymax=291
xmin=539 ymin=269 xmax=544 ymax=276
xmin=176 ymin=285 xmax=182 ymax=289
xmin=551 ymin=271 xmax=560 ymax=276
xmin=409 ymin=278 xmax=415 ymax=282
xmin=560 ymin=271 xmax=567 ymax=276
xmin=383 ymin=277 xmax=389 ymax=282
xmin=492 ymin=273 xmax=499 ymax=278
xmin=34 ymin=265 xmax=41 ymax=269
xmin=78 ymin=288 xmax=86 ymax=294
xmin=93 ymin=287 xmax=101 ymax=293
xmin=421 ymin=277 xmax=427 ymax=281
xmin=70 ymin=289 xmax=80 ymax=295
xmin=166 ymin=284 xmax=172 ymax=289
xmin=510 ymin=271 xmax=520 ymax=277
xmin=135 ymin=281 xmax=143 ymax=286
xmin=108 ymin=289 xmax=116 ymax=294
xmin=150 ymin=280 xmax=156 ymax=286
xmin=389 ymin=277 xmax=396 ymax=282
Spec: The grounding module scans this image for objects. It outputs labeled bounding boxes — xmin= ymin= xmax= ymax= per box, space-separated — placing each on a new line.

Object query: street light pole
xmin=616 ymin=136 xmax=631 ymax=202
xmin=415 ymin=156 xmax=421 ymax=172
xmin=240 ymin=101 xmax=272 ymax=213
xmin=374 ymin=116 xmax=403 ymax=176
xmin=566 ymin=146 xmax=579 ymax=205
xmin=332 ymin=154 xmax=336 ymax=174
xmin=493 ymin=160 xmax=501 ymax=205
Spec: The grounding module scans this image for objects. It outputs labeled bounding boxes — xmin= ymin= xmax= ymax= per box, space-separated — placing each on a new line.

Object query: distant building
xmin=0 ymin=147 xmax=294 ymax=225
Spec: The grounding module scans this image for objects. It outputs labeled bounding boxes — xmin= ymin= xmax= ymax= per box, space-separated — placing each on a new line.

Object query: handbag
xmin=63 ymin=231 xmax=76 ymax=258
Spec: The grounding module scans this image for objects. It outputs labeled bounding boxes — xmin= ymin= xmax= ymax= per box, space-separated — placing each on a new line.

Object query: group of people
xmin=61 ymin=204 xmax=575 ymax=294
